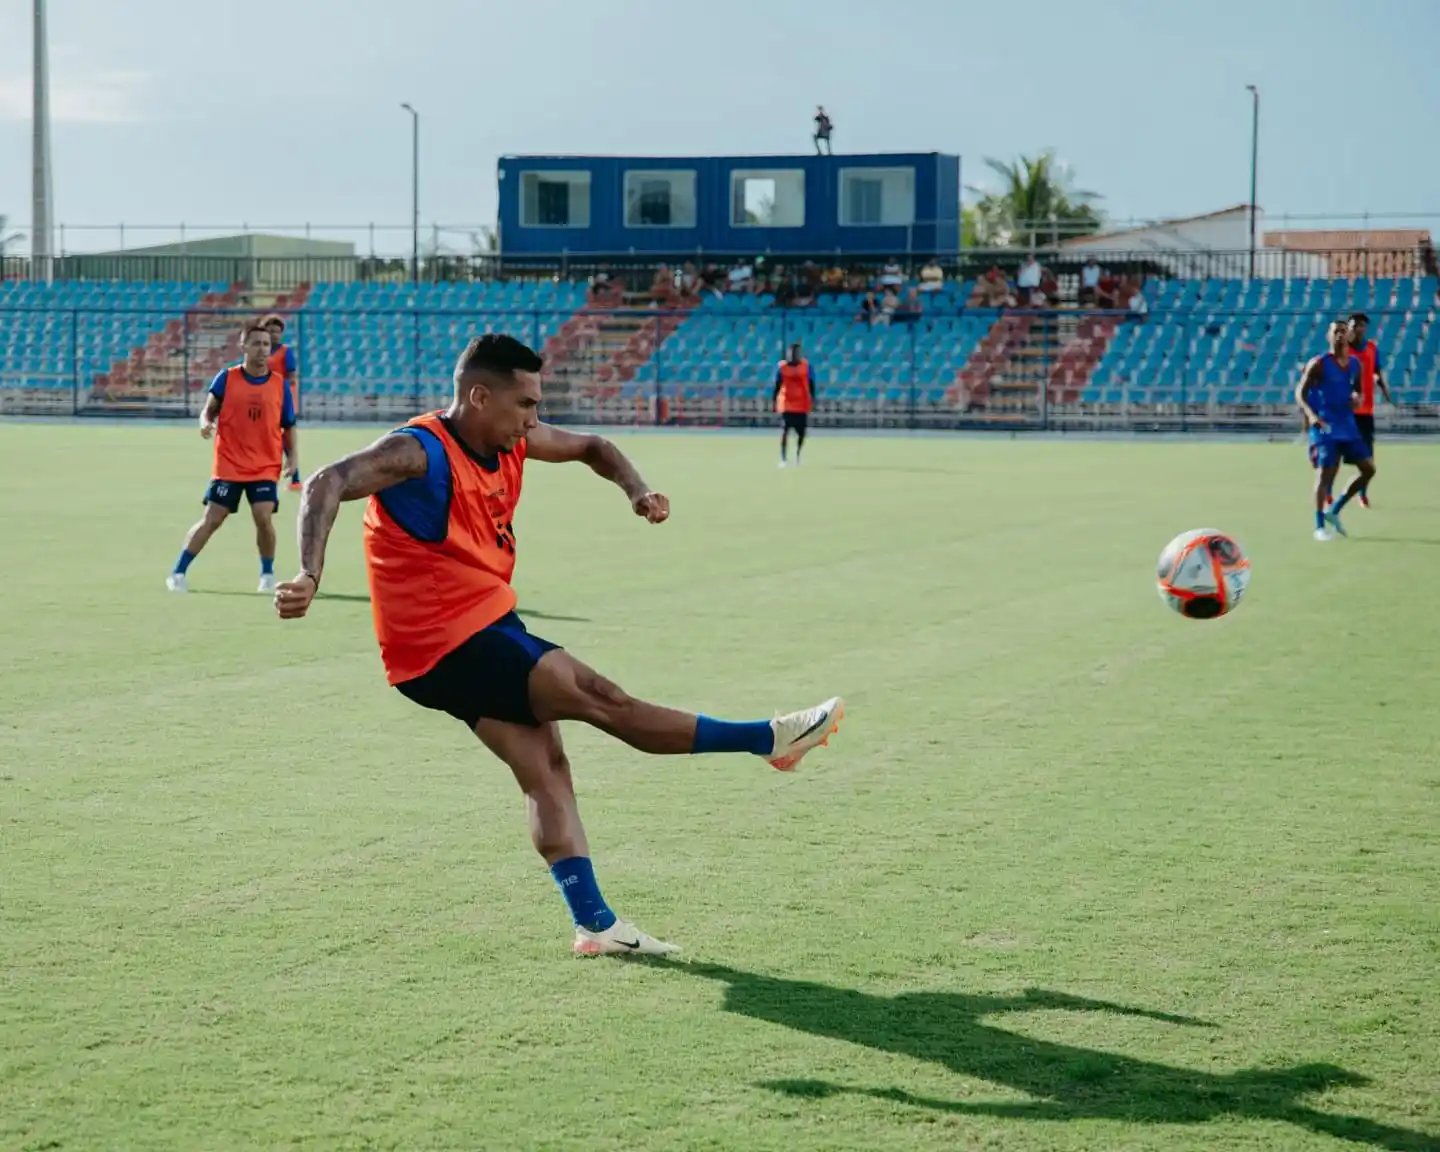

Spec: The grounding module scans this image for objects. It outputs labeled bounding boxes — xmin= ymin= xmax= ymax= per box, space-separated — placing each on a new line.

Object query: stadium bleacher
xmin=1090 ymin=276 xmax=1440 ymax=408
xmin=0 ymin=279 xmax=230 ymax=400
xmin=630 ymin=282 xmax=993 ymax=417
xmin=3 ymin=272 xmax=1437 ymax=421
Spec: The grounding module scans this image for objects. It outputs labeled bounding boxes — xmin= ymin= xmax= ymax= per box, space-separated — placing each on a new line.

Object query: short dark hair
xmin=260 ymin=312 xmax=285 ymax=331
xmin=455 ymin=333 xmax=543 ymax=386
xmin=242 ymin=322 xmax=272 ymax=343
xmin=1349 ymin=312 xmax=1370 ymax=325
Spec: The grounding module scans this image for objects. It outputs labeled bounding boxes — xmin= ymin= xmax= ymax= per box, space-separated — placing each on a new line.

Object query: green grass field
xmin=3 ymin=423 xmax=1438 ymax=1152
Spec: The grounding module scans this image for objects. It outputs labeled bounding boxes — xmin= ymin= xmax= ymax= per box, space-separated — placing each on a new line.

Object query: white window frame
xmin=838 ymin=166 xmax=917 ymax=228
xmin=623 ymin=169 xmax=699 ymax=229
xmin=519 ymin=170 xmax=592 ymax=229
xmin=730 ymin=169 xmax=806 ymax=229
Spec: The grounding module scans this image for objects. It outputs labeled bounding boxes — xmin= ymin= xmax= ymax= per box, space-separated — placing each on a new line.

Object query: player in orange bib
xmin=1346 ymin=312 xmax=1392 ymax=508
xmin=261 ymin=313 xmax=303 ymax=491
xmin=274 ymin=334 xmax=844 ymax=957
xmin=773 ymin=342 xmax=815 ymax=467
xmin=167 ymin=323 xmax=297 ymax=594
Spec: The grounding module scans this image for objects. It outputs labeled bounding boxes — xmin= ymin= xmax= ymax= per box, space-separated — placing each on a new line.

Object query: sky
xmin=0 ymin=0 xmax=1437 ymax=254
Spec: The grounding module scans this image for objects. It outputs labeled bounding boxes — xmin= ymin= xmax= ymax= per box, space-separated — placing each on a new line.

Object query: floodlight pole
xmin=1246 ymin=85 xmax=1259 ymax=281
xmin=32 ymin=0 xmax=54 ymax=282
xmin=401 ymin=103 xmax=419 ymax=282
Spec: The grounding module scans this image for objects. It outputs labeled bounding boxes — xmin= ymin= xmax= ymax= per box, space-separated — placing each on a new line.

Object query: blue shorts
xmin=1310 ymin=436 xmax=1371 ymax=471
xmin=395 ymin=611 xmax=562 ymax=728
xmin=204 ymin=478 xmax=279 ymax=513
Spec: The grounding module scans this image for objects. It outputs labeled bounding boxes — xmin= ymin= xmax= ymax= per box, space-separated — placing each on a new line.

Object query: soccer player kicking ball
xmin=1296 ymin=320 xmax=1375 ymax=541
xmin=168 ymin=323 xmax=298 ymax=593
xmin=275 ymin=334 xmax=844 ymax=956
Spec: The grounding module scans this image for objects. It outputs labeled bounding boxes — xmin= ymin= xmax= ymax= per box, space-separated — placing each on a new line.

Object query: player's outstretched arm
xmin=274 ymin=433 xmax=427 ymax=619
xmin=527 ymin=423 xmax=670 ymax=524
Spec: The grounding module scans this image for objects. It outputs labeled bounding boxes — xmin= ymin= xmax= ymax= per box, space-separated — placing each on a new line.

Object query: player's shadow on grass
xmin=187 ymin=590 xmax=590 ymax=621
xmin=680 ymin=964 xmax=1437 ymax=1151
xmin=1349 ymin=536 xmax=1440 ymax=548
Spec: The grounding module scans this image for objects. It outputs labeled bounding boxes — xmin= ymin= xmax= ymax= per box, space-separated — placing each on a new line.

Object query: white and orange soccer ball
xmin=1156 ymin=529 xmax=1251 ymax=619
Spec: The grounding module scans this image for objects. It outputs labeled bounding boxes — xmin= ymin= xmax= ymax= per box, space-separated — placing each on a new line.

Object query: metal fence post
xmin=653 ymin=314 xmax=662 ymax=427
xmin=70 ymin=308 xmax=79 ymax=415
xmin=411 ymin=309 xmax=421 ymax=416
xmin=182 ymin=310 xmax=192 ymax=418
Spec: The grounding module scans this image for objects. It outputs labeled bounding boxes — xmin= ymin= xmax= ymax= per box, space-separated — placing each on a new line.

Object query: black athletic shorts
xmin=1355 ymin=413 xmax=1375 ymax=448
xmin=204 ymin=478 xmax=279 ymax=513
xmin=781 ymin=412 xmax=809 ymax=434
xmin=395 ymin=611 xmax=561 ymax=729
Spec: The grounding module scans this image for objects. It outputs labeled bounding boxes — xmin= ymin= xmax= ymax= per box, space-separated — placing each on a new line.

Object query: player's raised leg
xmin=250 ymin=491 xmax=279 ymax=594
xmin=169 ymin=494 xmax=231 ymax=591
xmin=474 ymin=717 xmax=679 ymax=956
xmin=528 ymin=648 xmax=843 ymax=770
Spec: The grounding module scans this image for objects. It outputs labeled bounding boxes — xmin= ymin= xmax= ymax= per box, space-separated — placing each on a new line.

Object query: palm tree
xmin=965 ymin=151 xmax=1103 ymax=249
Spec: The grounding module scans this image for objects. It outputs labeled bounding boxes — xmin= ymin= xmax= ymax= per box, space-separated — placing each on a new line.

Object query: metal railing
xmin=2 ymin=245 xmax=1436 ymax=288
xmin=3 ymin=304 xmax=1437 ymax=434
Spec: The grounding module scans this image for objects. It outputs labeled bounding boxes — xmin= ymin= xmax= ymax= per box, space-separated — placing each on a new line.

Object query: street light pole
xmin=401 ymin=103 xmax=418 ymax=282
xmin=1246 ymin=84 xmax=1259 ymax=281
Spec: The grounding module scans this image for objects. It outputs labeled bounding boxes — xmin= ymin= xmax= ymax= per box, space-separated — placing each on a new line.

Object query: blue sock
xmin=174 ymin=549 xmax=196 ymax=575
xmin=1332 ymin=492 xmax=1351 ymax=515
xmin=550 ymin=857 xmax=616 ymax=932
xmin=692 ymin=715 xmax=775 ymax=755
xmin=1315 ymin=509 xmax=1326 ymax=531
xmin=260 ymin=556 xmax=275 ymax=576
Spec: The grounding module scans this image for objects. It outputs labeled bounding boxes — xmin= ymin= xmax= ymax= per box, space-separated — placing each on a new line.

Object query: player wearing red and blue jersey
xmin=273 ymin=334 xmax=844 ymax=957
xmin=1296 ymin=321 xmax=1375 ymax=541
xmin=167 ymin=323 xmax=297 ymax=592
xmin=1347 ymin=312 xmax=1392 ymax=507
xmin=773 ymin=342 xmax=816 ymax=467
xmin=262 ymin=313 xmax=302 ymax=491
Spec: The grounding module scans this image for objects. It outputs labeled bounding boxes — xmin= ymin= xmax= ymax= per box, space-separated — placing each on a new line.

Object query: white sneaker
xmin=573 ymin=917 xmax=680 ymax=957
xmin=768 ymin=696 xmax=845 ymax=771
xmin=257 ymin=573 xmax=277 ymax=594
xmin=1313 ymin=529 xmax=1333 ymax=542
xmin=166 ymin=572 xmax=188 ymax=593
xmin=778 ymin=459 xmax=788 ymax=468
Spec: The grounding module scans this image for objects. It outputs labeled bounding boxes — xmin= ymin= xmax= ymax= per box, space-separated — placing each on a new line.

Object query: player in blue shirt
xmin=1295 ymin=320 xmax=1375 ymax=541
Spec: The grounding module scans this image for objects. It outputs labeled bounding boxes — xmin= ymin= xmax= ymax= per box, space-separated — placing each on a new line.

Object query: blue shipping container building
xmin=496 ymin=152 xmax=960 ymax=262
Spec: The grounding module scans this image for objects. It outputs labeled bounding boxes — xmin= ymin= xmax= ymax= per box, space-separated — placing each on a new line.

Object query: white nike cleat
xmin=166 ymin=572 xmax=188 ymax=593
xmin=768 ymin=695 xmax=845 ymax=771
xmin=257 ymin=573 xmax=277 ymax=594
xmin=573 ymin=917 xmax=680 ymax=957
xmin=1313 ymin=529 xmax=1333 ymax=542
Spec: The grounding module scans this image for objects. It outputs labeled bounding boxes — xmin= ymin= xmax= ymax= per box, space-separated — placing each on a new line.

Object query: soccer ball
xmin=1156 ymin=529 xmax=1251 ymax=619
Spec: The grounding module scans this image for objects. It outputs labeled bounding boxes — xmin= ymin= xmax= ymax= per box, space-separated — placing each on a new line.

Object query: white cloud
xmin=0 ymin=70 xmax=147 ymax=124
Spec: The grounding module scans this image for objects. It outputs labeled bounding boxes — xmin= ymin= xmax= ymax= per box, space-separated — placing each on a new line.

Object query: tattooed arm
xmin=526 ymin=423 xmax=670 ymax=524
xmin=273 ymin=433 xmax=428 ymax=619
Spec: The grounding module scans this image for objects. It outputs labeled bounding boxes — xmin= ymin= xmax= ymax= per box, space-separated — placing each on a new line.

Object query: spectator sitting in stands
xmin=1079 ymin=258 xmax=1101 ymax=305
xmin=650 ymin=263 xmax=679 ymax=306
xmin=877 ymin=286 xmax=900 ymax=324
xmin=894 ymin=286 xmax=922 ymax=323
xmin=977 ymin=266 xmax=1015 ymax=308
xmin=727 ymin=262 xmax=755 ymax=293
xmin=879 ymin=260 xmax=905 ymax=287
xmin=822 ymin=265 xmax=846 ymax=291
xmin=1017 ymin=254 xmax=1043 ymax=306
xmin=587 ymin=271 xmax=624 ymax=308
xmin=1096 ymin=272 xmax=1120 ymax=309
xmin=1125 ymin=279 xmax=1149 ymax=321
xmin=680 ymin=261 xmax=699 ymax=298
xmin=856 ymin=290 xmax=879 ymax=324
xmin=919 ymin=260 xmax=944 ymax=291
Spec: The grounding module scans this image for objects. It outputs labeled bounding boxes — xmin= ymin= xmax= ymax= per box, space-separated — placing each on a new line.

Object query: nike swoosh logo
xmin=796 ymin=712 xmax=832 ymax=741
xmin=618 ymin=937 xmax=642 ymax=950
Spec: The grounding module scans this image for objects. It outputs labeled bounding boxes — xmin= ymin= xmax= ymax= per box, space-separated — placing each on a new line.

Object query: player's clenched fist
xmin=275 ymin=573 xmax=318 ymax=619
xmin=632 ymin=492 xmax=670 ymax=524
